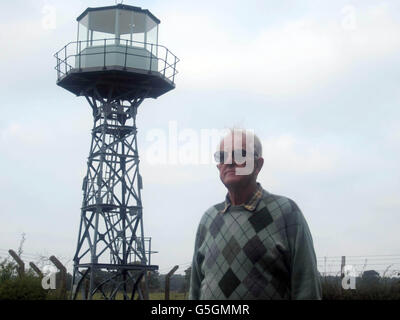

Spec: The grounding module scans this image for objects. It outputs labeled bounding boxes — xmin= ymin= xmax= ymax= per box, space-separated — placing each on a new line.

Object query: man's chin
xmin=222 ymin=176 xmax=245 ymax=189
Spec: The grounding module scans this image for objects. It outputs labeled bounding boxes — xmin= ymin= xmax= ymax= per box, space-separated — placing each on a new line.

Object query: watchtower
xmin=54 ymin=4 xmax=179 ymax=300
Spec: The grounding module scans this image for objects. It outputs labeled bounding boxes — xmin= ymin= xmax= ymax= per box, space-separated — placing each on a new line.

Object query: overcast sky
xmin=0 ymin=0 xmax=399 ymax=276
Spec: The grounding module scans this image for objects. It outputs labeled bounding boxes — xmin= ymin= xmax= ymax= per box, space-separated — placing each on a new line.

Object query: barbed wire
xmin=158 ymin=261 xmax=192 ymax=274
xmin=2 ymin=247 xmax=400 ymax=276
xmin=0 ymin=248 xmax=72 ymax=270
xmin=317 ymin=254 xmax=400 ymax=259
xmin=317 ymin=257 xmax=400 ymax=261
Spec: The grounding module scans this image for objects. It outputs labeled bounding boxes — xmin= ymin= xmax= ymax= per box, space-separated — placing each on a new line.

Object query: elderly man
xmin=189 ymin=129 xmax=321 ymax=300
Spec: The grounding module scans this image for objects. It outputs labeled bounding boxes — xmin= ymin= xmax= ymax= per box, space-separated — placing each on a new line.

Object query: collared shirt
xmin=221 ymin=183 xmax=264 ymax=213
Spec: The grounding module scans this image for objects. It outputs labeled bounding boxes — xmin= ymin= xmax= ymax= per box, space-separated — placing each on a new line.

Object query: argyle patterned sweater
xmin=189 ymin=187 xmax=322 ymax=300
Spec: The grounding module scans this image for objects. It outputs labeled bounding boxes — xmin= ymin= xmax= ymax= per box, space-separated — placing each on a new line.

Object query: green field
xmin=71 ymin=291 xmax=187 ymax=300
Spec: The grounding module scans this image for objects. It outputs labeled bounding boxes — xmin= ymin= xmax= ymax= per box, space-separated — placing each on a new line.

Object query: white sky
xmin=0 ymin=0 xmax=400 ymax=276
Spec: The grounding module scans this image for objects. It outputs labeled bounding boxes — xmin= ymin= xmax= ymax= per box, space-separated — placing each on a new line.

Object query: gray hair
xmin=220 ymin=128 xmax=263 ymax=157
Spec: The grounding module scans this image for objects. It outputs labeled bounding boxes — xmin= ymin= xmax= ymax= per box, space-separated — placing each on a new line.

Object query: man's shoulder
xmin=260 ymin=189 xmax=303 ymax=224
xmin=261 ymin=190 xmax=296 ymax=205
xmin=198 ymin=201 xmax=224 ymax=226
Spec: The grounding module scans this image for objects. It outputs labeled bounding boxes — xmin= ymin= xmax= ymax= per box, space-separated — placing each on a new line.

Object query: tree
xmin=17 ymin=233 xmax=26 ymax=257
xmin=0 ymin=258 xmax=17 ymax=283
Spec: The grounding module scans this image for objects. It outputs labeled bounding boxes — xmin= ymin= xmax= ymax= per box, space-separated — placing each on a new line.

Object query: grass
xmin=60 ymin=277 xmax=400 ymax=300
xmin=149 ymin=291 xmax=187 ymax=300
xmin=69 ymin=290 xmax=187 ymax=300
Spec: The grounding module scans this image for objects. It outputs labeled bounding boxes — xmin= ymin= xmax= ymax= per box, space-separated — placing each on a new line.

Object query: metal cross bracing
xmin=71 ymin=86 xmax=158 ymax=300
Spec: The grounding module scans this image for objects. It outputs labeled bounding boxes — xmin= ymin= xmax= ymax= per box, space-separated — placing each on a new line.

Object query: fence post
xmin=29 ymin=262 xmax=43 ymax=277
xmin=50 ymin=255 xmax=67 ymax=299
xmin=8 ymin=249 xmax=24 ymax=277
xmin=165 ymin=265 xmax=179 ymax=300
xmin=341 ymin=256 xmax=346 ymax=279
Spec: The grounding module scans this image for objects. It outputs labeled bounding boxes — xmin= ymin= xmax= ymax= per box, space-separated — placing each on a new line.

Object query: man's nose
xmin=224 ymin=151 xmax=236 ymax=166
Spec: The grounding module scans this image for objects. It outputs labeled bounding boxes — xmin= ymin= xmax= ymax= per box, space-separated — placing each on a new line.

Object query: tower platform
xmin=57 ymin=65 xmax=176 ymax=100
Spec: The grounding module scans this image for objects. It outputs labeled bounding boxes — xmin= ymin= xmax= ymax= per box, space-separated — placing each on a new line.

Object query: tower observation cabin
xmin=55 ymin=4 xmax=178 ymax=99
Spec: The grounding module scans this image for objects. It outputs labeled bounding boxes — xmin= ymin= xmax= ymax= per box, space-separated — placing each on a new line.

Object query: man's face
xmin=216 ymin=132 xmax=263 ymax=189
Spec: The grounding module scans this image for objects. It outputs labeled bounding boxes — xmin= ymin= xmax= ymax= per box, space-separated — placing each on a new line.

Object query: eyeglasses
xmin=214 ymin=149 xmax=259 ymax=164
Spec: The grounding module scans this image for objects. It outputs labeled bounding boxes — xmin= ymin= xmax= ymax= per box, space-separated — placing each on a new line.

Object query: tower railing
xmin=54 ymin=38 xmax=179 ymax=84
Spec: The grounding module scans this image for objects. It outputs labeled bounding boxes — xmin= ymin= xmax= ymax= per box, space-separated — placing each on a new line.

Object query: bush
xmin=0 ymin=260 xmax=17 ymax=283
xmin=0 ymin=274 xmax=47 ymax=300
xmin=321 ymin=276 xmax=400 ymax=300
xmin=0 ymin=258 xmax=48 ymax=300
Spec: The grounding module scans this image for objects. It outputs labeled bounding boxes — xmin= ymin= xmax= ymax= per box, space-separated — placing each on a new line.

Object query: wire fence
xmin=2 ymin=248 xmax=400 ymax=278
xmin=317 ymin=255 xmax=400 ymax=278
xmin=0 ymin=248 xmax=73 ymax=273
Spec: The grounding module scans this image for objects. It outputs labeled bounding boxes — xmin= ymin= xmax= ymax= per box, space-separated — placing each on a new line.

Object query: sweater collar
xmin=221 ymin=183 xmax=264 ymax=213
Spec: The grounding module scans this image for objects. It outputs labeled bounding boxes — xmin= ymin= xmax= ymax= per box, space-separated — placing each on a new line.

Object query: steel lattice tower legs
xmin=71 ymin=90 xmax=157 ymax=300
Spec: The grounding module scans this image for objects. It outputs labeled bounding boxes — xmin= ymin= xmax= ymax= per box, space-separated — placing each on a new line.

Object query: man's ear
xmin=255 ymin=157 xmax=264 ymax=174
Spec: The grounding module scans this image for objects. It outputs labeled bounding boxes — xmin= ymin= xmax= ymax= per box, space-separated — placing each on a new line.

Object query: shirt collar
xmin=221 ymin=183 xmax=264 ymax=213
